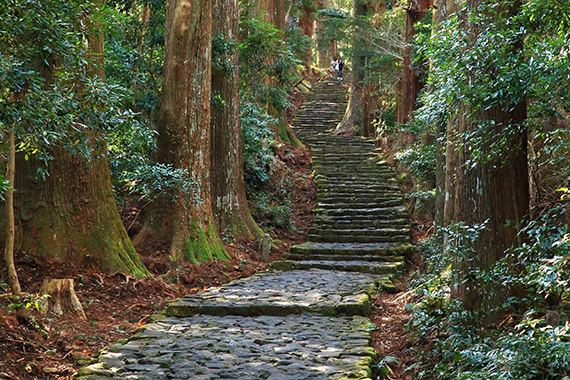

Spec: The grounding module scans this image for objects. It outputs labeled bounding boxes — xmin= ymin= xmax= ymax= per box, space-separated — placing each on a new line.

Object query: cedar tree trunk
xmin=211 ymin=0 xmax=262 ymax=240
xmin=433 ymin=0 xmax=448 ymax=232
xmin=335 ymin=0 xmax=368 ymax=135
xmin=262 ymin=0 xmax=303 ymax=147
xmin=137 ymin=0 xmax=229 ymax=263
xmin=299 ymin=4 xmax=315 ymax=73
xmin=10 ymin=3 xmax=148 ymax=277
xmin=451 ymin=0 xmax=528 ymax=316
xmin=397 ymin=0 xmax=431 ymax=125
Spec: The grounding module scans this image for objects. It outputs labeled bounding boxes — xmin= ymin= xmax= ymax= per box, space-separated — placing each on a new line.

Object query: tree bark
xmin=10 ymin=2 xmax=148 ymax=277
xmin=335 ymin=0 xmax=368 ymax=135
xmin=262 ymin=0 xmax=303 ymax=147
xmin=299 ymin=4 xmax=315 ymax=73
xmin=314 ymin=0 xmax=337 ymax=69
xmin=211 ymin=0 xmax=262 ymax=240
xmin=136 ymin=0 xmax=229 ymax=263
xmin=451 ymin=0 xmax=528 ymax=317
xmin=397 ymin=0 xmax=431 ymax=125
xmin=433 ymin=0 xmax=448 ymax=234
xmin=4 ymin=129 xmax=21 ymax=297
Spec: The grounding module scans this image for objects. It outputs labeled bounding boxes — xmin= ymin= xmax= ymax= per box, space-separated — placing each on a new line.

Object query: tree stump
xmin=39 ymin=279 xmax=86 ymax=319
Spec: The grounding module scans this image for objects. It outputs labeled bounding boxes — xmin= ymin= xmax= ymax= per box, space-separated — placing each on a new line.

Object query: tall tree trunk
xmin=211 ymin=0 xmax=262 ymax=240
xmin=136 ymin=0 xmax=229 ymax=263
xmin=433 ymin=0 xmax=448 ymax=233
xmin=299 ymin=4 xmax=315 ymax=73
xmin=262 ymin=0 xmax=303 ymax=147
xmin=335 ymin=0 xmax=368 ymax=135
xmin=451 ymin=0 xmax=528 ymax=317
xmin=11 ymin=2 xmax=148 ymax=277
xmin=314 ymin=0 xmax=337 ymax=69
xmin=397 ymin=0 xmax=431 ymax=125
xmin=14 ymin=144 xmax=148 ymax=276
xmin=4 ymin=129 xmax=21 ymax=296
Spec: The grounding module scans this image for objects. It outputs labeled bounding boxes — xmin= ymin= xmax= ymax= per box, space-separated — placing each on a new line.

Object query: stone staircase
xmin=272 ymin=79 xmax=411 ymax=285
xmin=73 ymin=77 xmax=411 ymax=380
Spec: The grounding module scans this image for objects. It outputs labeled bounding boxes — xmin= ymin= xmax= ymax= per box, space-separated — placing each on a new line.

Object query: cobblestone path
xmin=74 ymin=78 xmax=409 ymax=380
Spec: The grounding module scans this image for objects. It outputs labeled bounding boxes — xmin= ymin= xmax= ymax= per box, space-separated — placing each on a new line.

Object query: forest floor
xmin=0 ymin=76 xmax=426 ymax=380
xmin=0 ymin=142 xmax=316 ymax=380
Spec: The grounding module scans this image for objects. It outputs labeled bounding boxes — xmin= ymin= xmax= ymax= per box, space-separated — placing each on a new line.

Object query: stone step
xmin=315 ymin=185 xmax=400 ymax=192
xmin=313 ymin=161 xmax=391 ymax=169
xmin=308 ymin=234 xmax=409 ymax=244
xmin=316 ymin=198 xmax=403 ymax=206
xmin=315 ymin=177 xmax=397 ymax=184
xmin=315 ymin=200 xmax=403 ymax=209
xmin=313 ymin=168 xmax=393 ymax=176
xmin=89 ymin=314 xmax=378 ymax=380
xmin=311 ymin=220 xmax=409 ymax=230
xmin=316 ymin=190 xmax=400 ymax=197
xmin=308 ymin=227 xmax=410 ymax=238
xmin=166 ymin=269 xmax=381 ymax=318
xmin=314 ymin=215 xmax=408 ymax=225
xmin=271 ymin=260 xmax=405 ymax=276
xmin=317 ymin=183 xmax=398 ymax=189
xmin=285 ymin=252 xmax=405 ymax=263
xmin=309 ymin=147 xmax=377 ymax=152
xmin=320 ymin=207 xmax=407 ymax=218
xmin=291 ymin=242 xmax=412 ymax=255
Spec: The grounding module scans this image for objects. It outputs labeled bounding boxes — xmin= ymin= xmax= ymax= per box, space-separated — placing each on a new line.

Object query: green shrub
xmin=409 ymin=209 xmax=570 ymax=379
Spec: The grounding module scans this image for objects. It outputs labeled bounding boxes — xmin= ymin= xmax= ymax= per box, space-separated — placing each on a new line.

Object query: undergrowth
xmin=408 ymin=207 xmax=570 ymax=379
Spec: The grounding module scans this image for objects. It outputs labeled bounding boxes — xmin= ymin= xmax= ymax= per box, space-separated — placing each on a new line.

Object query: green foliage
xmin=317 ymin=7 xmax=351 ymax=58
xmin=212 ymin=33 xmax=238 ymax=75
xmin=409 ymin=209 xmax=570 ymax=379
xmin=238 ymin=8 xmax=297 ymax=109
xmin=241 ymin=102 xmax=276 ymax=189
xmin=105 ymin=0 xmax=165 ymax=115
xmin=103 ymin=1 xmax=202 ymax=207
xmin=395 ymin=143 xmax=435 ymax=186
xmin=285 ymin=25 xmax=312 ymax=66
xmin=250 ymin=190 xmax=292 ymax=231
xmin=415 ymin=0 xmax=570 ymax=161
xmin=0 ymin=0 xmax=148 ymax=175
xmin=7 ymin=293 xmax=49 ymax=312
xmin=0 ymin=173 xmax=9 ymax=201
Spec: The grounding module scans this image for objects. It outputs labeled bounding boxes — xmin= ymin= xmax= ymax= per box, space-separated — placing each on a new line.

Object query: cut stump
xmin=40 ymin=279 xmax=86 ymax=319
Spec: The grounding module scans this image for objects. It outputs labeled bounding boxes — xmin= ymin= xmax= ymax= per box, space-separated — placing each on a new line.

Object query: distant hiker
xmin=331 ymin=58 xmax=338 ymax=77
xmin=337 ymin=59 xmax=344 ymax=79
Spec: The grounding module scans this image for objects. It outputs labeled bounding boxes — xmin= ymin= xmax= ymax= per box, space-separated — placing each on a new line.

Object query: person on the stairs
xmin=331 ymin=58 xmax=338 ymax=77
xmin=337 ymin=59 xmax=344 ymax=80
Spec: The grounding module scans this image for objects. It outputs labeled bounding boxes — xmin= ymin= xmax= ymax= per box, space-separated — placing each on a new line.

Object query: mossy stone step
xmin=320 ymin=205 xmax=406 ymax=214
xmin=317 ymin=179 xmax=398 ymax=186
xmin=316 ymin=200 xmax=403 ymax=209
xmin=166 ymin=269 xmax=382 ymax=318
xmin=308 ymin=234 xmax=409 ymax=244
xmin=311 ymin=221 xmax=409 ymax=230
xmin=270 ymin=260 xmax=405 ymax=276
xmin=308 ymin=227 xmax=410 ymax=237
xmin=314 ymin=216 xmax=408 ymax=225
xmin=317 ymin=197 xmax=403 ymax=205
xmin=291 ymin=242 xmax=413 ymax=255
xmin=285 ymin=253 xmax=406 ymax=263
xmin=316 ymin=188 xmax=400 ymax=196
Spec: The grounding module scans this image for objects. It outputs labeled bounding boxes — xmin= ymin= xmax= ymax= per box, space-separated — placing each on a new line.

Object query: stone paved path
xmin=74 ymin=78 xmax=409 ymax=380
